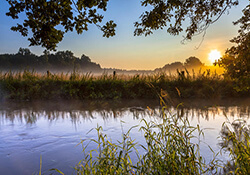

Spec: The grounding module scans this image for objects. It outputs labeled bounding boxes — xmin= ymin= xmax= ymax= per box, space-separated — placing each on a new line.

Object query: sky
xmin=0 ymin=0 xmax=248 ymax=70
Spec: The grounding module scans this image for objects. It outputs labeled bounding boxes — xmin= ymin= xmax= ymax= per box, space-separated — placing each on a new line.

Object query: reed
xmin=0 ymin=70 xmax=248 ymax=100
xmin=48 ymin=96 xmax=250 ymax=174
xmin=220 ymin=119 xmax=250 ymax=174
xmin=63 ymin=98 xmax=217 ymax=174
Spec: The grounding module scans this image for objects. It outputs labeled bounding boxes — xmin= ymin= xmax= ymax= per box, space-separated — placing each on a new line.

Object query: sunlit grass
xmin=0 ymin=69 xmax=248 ymax=100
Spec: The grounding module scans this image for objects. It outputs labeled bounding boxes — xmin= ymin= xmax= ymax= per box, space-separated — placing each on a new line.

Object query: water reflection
xmin=0 ymin=99 xmax=249 ymax=175
xmin=0 ymin=99 xmax=249 ymax=125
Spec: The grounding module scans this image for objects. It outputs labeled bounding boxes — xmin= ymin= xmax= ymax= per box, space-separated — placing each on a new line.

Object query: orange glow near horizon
xmin=208 ymin=50 xmax=222 ymax=64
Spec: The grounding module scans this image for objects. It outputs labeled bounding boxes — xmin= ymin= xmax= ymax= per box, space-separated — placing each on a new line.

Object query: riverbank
xmin=0 ymin=70 xmax=249 ymax=100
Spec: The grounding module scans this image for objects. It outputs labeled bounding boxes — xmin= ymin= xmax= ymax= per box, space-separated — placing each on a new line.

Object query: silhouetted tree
xmin=5 ymin=0 xmax=240 ymax=50
xmin=215 ymin=5 xmax=249 ymax=79
xmin=13 ymin=48 xmax=38 ymax=69
xmin=0 ymin=48 xmax=102 ymax=71
xmin=17 ymin=48 xmax=33 ymax=56
xmin=81 ymin=54 xmax=91 ymax=63
xmin=184 ymin=56 xmax=204 ymax=68
xmin=166 ymin=62 xmax=184 ymax=69
xmin=155 ymin=61 xmax=184 ymax=72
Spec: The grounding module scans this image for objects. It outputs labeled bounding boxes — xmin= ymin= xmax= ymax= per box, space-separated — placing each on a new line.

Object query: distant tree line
xmin=0 ymin=49 xmax=205 ymax=73
xmin=0 ymin=48 xmax=102 ymax=72
xmin=154 ymin=56 xmax=204 ymax=72
xmin=5 ymin=1 xmax=249 ymax=80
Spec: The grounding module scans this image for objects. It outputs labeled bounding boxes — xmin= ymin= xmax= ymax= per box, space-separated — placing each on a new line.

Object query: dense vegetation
xmin=0 ymin=48 xmax=210 ymax=75
xmin=0 ymin=70 xmax=248 ymax=101
xmin=0 ymin=48 xmax=101 ymax=72
xmin=215 ymin=4 xmax=249 ymax=80
xmin=155 ymin=56 xmax=204 ymax=72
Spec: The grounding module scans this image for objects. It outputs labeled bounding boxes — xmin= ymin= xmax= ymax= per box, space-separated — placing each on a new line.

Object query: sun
xmin=208 ymin=50 xmax=222 ymax=64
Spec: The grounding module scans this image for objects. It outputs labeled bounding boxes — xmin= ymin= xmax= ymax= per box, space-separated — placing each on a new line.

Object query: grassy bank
xmin=0 ymin=70 xmax=249 ymax=100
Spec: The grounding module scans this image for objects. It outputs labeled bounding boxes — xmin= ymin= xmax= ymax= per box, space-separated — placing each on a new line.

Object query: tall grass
xmin=69 ymin=98 xmax=219 ymax=175
xmin=47 ymin=96 xmax=250 ymax=175
xmin=0 ymin=69 xmax=248 ymax=100
xmin=220 ymin=119 xmax=250 ymax=174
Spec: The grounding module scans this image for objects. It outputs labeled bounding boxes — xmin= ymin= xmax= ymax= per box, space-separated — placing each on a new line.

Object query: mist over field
xmin=0 ymin=48 xmax=225 ymax=77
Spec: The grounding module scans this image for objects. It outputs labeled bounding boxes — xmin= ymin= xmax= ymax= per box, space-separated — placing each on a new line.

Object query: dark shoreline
xmin=1 ymin=97 xmax=249 ymax=111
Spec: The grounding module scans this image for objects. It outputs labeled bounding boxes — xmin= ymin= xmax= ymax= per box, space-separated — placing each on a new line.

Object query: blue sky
xmin=0 ymin=0 xmax=248 ymax=70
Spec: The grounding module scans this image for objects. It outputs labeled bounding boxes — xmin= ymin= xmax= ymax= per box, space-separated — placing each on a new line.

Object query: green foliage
xmin=5 ymin=0 xmax=241 ymax=50
xmin=72 ymin=102 xmax=217 ymax=174
xmin=216 ymin=4 xmax=250 ymax=80
xmin=0 ymin=70 xmax=249 ymax=100
xmin=216 ymin=31 xmax=249 ymax=79
xmin=73 ymin=125 xmax=138 ymax=174
xmin=137 ymin=117 xmax=210 ymax=174
xmin=220 ymin=120 xmax=250 ymax=174
xmin=6 ymin=0 xmax=113 ymax=50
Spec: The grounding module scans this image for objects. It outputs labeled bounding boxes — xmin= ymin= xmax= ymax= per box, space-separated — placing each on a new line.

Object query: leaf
xmin=49 ymin=168 xmax=65 ymax=175
xmin=175 ymin=87 xmax=181 ymax=97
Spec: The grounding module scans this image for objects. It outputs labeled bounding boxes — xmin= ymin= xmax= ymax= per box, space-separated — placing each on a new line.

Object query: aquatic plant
xmin=60 ymin=98 xmax=221 ymax=175
xmin=220 ymin=119 xmax=250 ymax=174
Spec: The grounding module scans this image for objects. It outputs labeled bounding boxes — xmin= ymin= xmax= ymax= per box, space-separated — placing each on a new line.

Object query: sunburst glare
xmin=208 ymin=50 xmax=222 ymax=64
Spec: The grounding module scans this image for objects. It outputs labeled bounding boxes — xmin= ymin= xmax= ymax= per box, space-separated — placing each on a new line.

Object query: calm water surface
xmin=0 ymin=99 xmax=249 ymax=175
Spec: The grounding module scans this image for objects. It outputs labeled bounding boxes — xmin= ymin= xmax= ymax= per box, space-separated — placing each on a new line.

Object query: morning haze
xmin=0 ymin=1 xmax=249 ymax=175
xmin=0 ymin=0 xmax=248 ymax=70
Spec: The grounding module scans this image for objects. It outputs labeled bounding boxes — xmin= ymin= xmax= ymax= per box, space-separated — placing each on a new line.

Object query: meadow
xmin=0 ymin=69 xmax=248 ymax=100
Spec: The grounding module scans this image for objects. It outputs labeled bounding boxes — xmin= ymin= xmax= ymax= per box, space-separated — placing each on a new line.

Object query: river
xmin=0 ymin=98 xmax=249 ymax=174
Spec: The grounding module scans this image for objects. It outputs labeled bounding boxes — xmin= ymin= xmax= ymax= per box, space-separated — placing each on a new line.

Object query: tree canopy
xmin=184 ymin=56 xmax=204 ymax=67
xmin=6 ymin=0 xmax=240 ymax=50
xmin=154 ymin=56 xmax=204 ymax=72
xmin=0 ymin=48 xmax=101 ymax=71
xmin=215 ymin=4 xmax=249 ymax=79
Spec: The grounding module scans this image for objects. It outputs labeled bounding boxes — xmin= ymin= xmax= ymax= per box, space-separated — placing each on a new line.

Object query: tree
xmin=17 ymin=48 xmax=33 ymax=56
xmin=184 ymin=56 xmax=204 ymax=68
xmin=6 ymin=0 xmax=116 ymax=50
xmin=161 ymin=61 xmax=184 ymax=70
xmin=6 ymin=0 xmax=240 ymax=50
xmin=81 ymin=54 xmax=91 ymax=63
xmin=0 ymin=48 xmax=102 ymax=71
xmin=215 ymin=4 xmax=249 ymax=79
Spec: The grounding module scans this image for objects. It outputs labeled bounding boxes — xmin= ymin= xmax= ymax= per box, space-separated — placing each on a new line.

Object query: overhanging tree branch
xmin=5 ymin=0 xmax=242 ymax=50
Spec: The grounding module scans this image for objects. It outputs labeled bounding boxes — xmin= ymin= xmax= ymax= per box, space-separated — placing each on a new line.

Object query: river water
xmin=0 ymin=99 xmax=249 ymax=174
